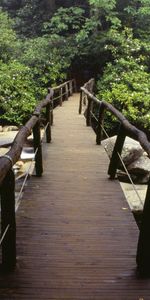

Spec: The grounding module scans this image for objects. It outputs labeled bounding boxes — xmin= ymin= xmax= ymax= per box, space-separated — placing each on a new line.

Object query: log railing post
xmin=86 ymin=97 xmax=92 ymax=126
xmin=79 ymin=90 xmax=83 ymax=114
xmin=59 ymin=88 xmax=63 ymax=106
xmin=136 ymin=179 xmax=150 ymax=277
xmin=108 ymin=124 xmax=126 ymax=179
xmin=96 ymin=102 xmax=105 ymax=145
xmin=73 ymin=79 xmax=77 ymax=93
xmin=50 ymin=99 xmax=53 ymax=126
xmin=33 ymin=120 xmax=43 ymax=176
xmin=46 ymin=103 xmax=51 ymax=143
xmin=65 ymin=83 xmax=69 ymax=100
xmin=69 ymin=81 xmax=73 ymax=96
xmin=0 ymin=169 xmax=16 ymax=271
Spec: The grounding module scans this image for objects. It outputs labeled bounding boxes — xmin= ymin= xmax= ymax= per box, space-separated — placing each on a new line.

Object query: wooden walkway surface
xmin=0 ymin=94 xmax=150 ymax=299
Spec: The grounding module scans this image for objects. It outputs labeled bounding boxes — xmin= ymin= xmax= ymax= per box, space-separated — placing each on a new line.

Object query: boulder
xmin=21 ymin=147 xmax=34 ymax=161
xmin=3 ymin=125 xmax=18 ymax=132
xmin=120 ymin=182 xmax=147 ymax=211
xmin=127 ymin=155 xmax=150 ymax=175
xmin=0 ymin=147 xmax=10 ymax=156
xmin=16 ymin=161 xmax=35 ymax=179
xmin=102 ymin=135 xmax=150 ymax=184
xmin=0 ymin=131 xmax=18 ymax=146
xmin=101 ymin=136 xmax=144 ymax=166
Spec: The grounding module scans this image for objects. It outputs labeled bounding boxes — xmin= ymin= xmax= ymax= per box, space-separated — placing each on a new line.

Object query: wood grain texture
xmin=0 ymin=93 xmax=149 ymax=299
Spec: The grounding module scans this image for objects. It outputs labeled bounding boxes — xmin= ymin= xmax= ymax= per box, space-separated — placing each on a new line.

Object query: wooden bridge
xmin=0 ymin=80 xmax=150 ymax=299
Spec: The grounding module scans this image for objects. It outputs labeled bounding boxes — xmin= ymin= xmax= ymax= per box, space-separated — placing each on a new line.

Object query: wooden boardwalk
xmin=0 ymin=94 xmax=150 ymax=299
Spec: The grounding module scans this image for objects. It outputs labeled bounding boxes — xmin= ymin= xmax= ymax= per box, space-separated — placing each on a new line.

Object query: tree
xmin=0 ymin=9 xmax=18 ymax=62
xmin=97 ymin=28 xmax=150 ymax=132
xmin=0 ymin=0 xmax=56 ymax=37
xmin=0 ymin=0 xmax=22 ymax=17
xmin=0 ymin=60 xmax=36 ymax=124
xmin=0 ymin=10 xmax=36 ymax=125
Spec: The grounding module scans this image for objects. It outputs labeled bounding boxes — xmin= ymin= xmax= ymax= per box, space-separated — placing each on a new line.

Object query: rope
xmin=15 ymin=148 xmax=37 ymax=212
xmin=117 ymin=152 xmax=143 ymax=206
xmin=42 ymin=122 xmax=49 ymax=137
xmin=0 ymin=224 xmax=10 ymax=246
xmin=90 ymin=111 xmax=98 ymax=122
xmin=15 ymin=121 xmax=49 ymax=211
xmin=0 ymin=86 xmax=74 ymax=246
xmin=100 ymin=124 xmax=144 ymax=207
xmin=15 ymin=122 xmax=49 ymax=212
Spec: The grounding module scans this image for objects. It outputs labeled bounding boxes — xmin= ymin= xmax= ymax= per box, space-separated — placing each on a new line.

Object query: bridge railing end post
xmin=96 ymin=102 xmax=105 ymax=145
xmin=86 ymin=96 xmax=92 ymax=127
xmin=79 ymin=90 xmax=83 ymax=114
xmin=33 ymin=120 xmax=43 ymax=177
xmin=1 ymin=169 xmax=16 ymax=271
xmin=136 ymin=179 xmax=150 ymax=277
xmin=108 ymin=124 xmax=126 ymax=179
xmin=46 ymin=103 xmax=51 ymax=143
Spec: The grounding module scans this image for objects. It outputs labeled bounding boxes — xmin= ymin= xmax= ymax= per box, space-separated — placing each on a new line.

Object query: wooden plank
xmin=0 ymin=94 xmax=150 ymax=299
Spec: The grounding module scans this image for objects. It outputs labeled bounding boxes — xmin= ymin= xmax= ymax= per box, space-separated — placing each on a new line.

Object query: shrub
xmin=0 ymin=60 xmax=36 ymax=125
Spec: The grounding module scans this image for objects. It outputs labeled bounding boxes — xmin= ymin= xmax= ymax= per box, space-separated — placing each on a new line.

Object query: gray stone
xmin=128 ymin=155 xmax=150 ymax=175
xmin=101 ymin=136 xmax=144 ymax=166
xmin=0 ymin=147 xmax=10 ymax=156
xmin=102 ymin=135 xmax=150 ymax=185
xmin=0 ymin=131 xmax=18 ymax=146
xmin=3 ymin=125 xmax=18 ymax=132
xmin=120 ymin=182 xmax=147 ymax=211
xmin=15 ymin=161 xmax=35 ymax=179
xmin=21 ymin=147 xmax=34 ymax=161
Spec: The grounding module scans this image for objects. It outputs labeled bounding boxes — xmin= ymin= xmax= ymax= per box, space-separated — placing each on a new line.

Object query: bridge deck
xmin=0 ymin=94 xmax=150 ymax=299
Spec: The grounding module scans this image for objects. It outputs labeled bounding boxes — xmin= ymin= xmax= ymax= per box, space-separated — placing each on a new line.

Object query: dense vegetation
xmin=0 ymin=0 xmax=150 ymax=133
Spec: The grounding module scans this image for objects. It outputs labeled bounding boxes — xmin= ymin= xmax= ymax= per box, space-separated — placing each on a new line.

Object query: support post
xmin=0 ymin=169 xmax=16 ymax=271
xmin=108 ymin=124 xmax=126 ymax=179
xmin=33 ymin=120 xmax=43 ymax=176
xmin=79 ymin=90 xmax=83 ymax=114
xmin=46 ymin=103 xmax=51 ymax=143
xmin=65 ymin=83 xmax=69 ymax=100
xmin=51 ymin=105 xmax=53 ymax=126
xmin=96 ymin=102 xmax=105 ymax=145
xmin=136 ymin=179 xmax=150 ymax=277
xmin=73 ymin=79 xmax=77 ymax=92
xmin=69 ymin=81 xmax=73 ymax=96
xmin=59 ymin=88 xmax=63 ymax=106
xmin=86 ymin=97 xmax=92 ymax=126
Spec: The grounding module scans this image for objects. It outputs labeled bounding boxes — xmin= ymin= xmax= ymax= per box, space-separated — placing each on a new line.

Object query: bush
xmin=96 ymin=28 xmax=150 ymax=133
xmin=0 ymin=60 xmax=36 ymax=125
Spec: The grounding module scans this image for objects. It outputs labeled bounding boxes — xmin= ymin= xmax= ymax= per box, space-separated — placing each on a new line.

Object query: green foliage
xmin=41 ymin=6 xmax=88 ymax=83
xmin=0 ymin=9 xmax=18 ymax=62
xmin=0 ymin=60 xmax=36 ymax=124
xmin=97 ymin=28 xmax=150 ymax=131
xmin=123 ymin=0 xmax=150 ymax=40
xmin=1 ymin=0 xmax=56 ymax=37
xmin=0 ymin=0 xmax=150 ymax=131
xmin=20 ymin=34 xmax=76 ymax=91
xmin=43 ymin=7 xmax=85 ymax=36
xmin=89 ymin=0 xmax=116 ymax=11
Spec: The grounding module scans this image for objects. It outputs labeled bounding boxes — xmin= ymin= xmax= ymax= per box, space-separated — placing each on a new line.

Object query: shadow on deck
xmin=0 ymin=93 xmax=150 ymax=300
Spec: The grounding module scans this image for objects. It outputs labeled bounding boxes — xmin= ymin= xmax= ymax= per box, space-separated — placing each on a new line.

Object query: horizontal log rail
xmin=0 ymin=79 xmax=76 ymax=271
xmin=79 ymin=78 xmax=150 ymax=277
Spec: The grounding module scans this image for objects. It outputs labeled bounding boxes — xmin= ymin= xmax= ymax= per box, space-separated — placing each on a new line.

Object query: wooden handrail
xmin=80 ymin=78 xmax=150 ymax=277
xmin=0 ymin=79 xmax=76 ymax=184
xmin=0 ymin=78 xmax=76 ymax=271
xmin=80 ymin=80 xmax=150 ymax=158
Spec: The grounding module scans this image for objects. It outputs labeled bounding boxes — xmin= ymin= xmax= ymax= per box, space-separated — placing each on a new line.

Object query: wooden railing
xmin=79 ymin=79 xmax=150 ymax=277
xmin=0 ymin=79 xmax=76 ymax=271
